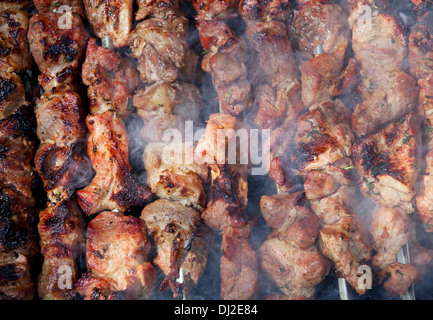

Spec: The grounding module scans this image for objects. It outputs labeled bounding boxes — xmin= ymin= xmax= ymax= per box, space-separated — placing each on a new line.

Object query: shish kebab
xmin=348 ymin=0 xmax=428 ymax=299
xmin=236 ymin=0 xmax=331 ymax=300
xmin=0 ymin=0 xmax=38 ymax=299
xmin=288 ymin=0 xmax=371 ymax=300
xmin=128 ymin=0 xmax=213 ymax=299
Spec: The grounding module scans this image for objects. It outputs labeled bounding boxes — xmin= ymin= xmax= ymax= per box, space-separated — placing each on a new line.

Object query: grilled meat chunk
xmin=82 ymin=38 xmax=140 ymax=118
xmin=136 ymin=0 xmax=183 ymax=21
xmin=133 ymin=81 xmax=202 ymax=143
xmin=0 ymin=8 xmax=32 ymax=73
xmin=77 ymin=111 xmax=152 ymax=216
xmin=84 ymin=211 xmax=156 ymax=299
xmin=144 ymin=142 xmax=208 ymax=210
xmin=0 ymin=71 xmax=26 ymax=121
xmin=34 ymin=88 xmax=89 ymax=203
xmin=129 ymin=16 xmax=200 ymax=84
xmin=28 ymin=10 xmax=88 ymax=89
xmin=415 ymin=148 xmax=433 ymax=232
xmin=0 ymin=253 xmax=34 ymax=300
xmin=192 ymin=0 xmax=240 ymax=21
xmin=141 ymin=200 xmax=212 ymax=298
xmin=260 ymin=236 xmax=330 ymax=299
xmin=37 ymin=199 xmax=85 ymax=300
xmin=352 ymin=112 xmax=422 ymax=212
xmin=239 ymin=0 xmax=290 ymax=22
xmin=378 ymin=262 xmax=418 ymax=298
xmin=83 ymin=0 xmax=133 ymax=48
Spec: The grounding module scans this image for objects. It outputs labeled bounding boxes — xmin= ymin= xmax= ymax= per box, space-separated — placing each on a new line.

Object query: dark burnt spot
xmin=43 ymin=202 xmax=70 ymax=235
xmin=44 ymin=34 xmax=76 ymax=62
xmin=0 ymin=77 xmax=16 ymax=102
xmin=56 ymin=67 xmax=74 ymax=84
xmin=0 ymin=264 xmax=22 ymax=282
xmin=226 ymin=206 xmax=248 ymax=228
xmin=0 ymin=144 xmax=9 ymax=159
xmin=0 ymin=44 xmax=11 ymax=57
xmin=164 ymin=222 xmax=176 ymax=233
xmin=292 ymin=133 xmax=336 ymax=170
xmin=384 ymin=132 xmax=396 ymax=144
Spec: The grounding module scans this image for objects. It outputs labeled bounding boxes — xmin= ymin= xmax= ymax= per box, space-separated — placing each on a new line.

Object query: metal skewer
xmin=397 ymin=244 xmax=416 ymax=300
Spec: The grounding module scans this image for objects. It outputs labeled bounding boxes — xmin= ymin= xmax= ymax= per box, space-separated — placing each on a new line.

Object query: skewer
xmin=397 ymin=245 xmax=416 ymax=300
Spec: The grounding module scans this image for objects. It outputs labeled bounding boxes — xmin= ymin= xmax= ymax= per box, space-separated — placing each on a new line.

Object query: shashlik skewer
xmin=27 ymin=0 xmax=89 ymax=299
xmin=0 ymin=0 xmax=38 ymax=300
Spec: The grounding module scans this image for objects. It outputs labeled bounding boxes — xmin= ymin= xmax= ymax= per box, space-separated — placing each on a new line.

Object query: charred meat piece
xmin=192 ymin=0 xmax=240 ymax=21
xmin=415 ymin=148 xmax=433 ymax=232
xmin=133 ymin=81 xmax=202 ymax=143
xmin=141 ymin=199 xmax=212 ymax=298
xmin=82 ymin=38 xmax=140 ymax=118
xmin=260 ymin=236 xmax=330 ymax=299
xmin=242 ymin=18 xmax=303 ymax=129
xmin=144 ymin=142 xmax=208 ymax=210
xmin=74 ymin=273 xmax=124 ymax=300
xmin=83 ymin=211 xmax=156 ymax=299
xmin=0 ymin=253 xmax=34 ymax=300
xmin=129 ymin=16 xmax=200 ymax=84
xmin=198 ymin=20 xmax=253 ymax=116
xmin=77 ymin=111 xmax=152 ymax=216
xmin=83 ymin=0 xmax=133 ymax=48
xmin=136 ymin=0 xmax=183 ymax=21
xmin=33 ymin=0 xmax=85 ymax=17
xmin=0 ymin=8 xmax=32 ymax=73
xmin=239 ymin=0 xmax=290 ymax=22
xmin=0 ymin=71 xmax=26 ymax=121
xmin=28 ymin=10 xmax=88 ymax=89
xmin=37 ymin=199 xmax=85 ymax=300
xmin=378 ymin=262 xmax=418 ymax=298
xmin=290 ymin=0 xmax=350 ymax=62
xmin=352 ymin=112 xmax=422 ymax=213
xmin=292 ymin=99 xmax=354 ymax=175
xmin=34 ymin=88 xmax=89 ymax=203
xmin=260 ymin=192 xmax=320 ymax=249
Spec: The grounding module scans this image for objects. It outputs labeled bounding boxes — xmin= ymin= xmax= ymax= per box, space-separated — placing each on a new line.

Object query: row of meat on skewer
xmin=1 ymin=0 xmax=433 ymax=300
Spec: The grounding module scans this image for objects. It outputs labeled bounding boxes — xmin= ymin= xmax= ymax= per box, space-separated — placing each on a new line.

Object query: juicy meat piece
xmin=369 ymin=206 xmax=410 ymax=270
xmin=33 ymin=0 xmax=85 ymax=17
xmin=0 ymin=0 xmax=31 ymax=11
xmin=201 ymin=165 xmax=249 ymax=232
xmin=133 ymin=81 xmax=202 ymax=143
xmin=418 ymin=75 xmax=433 ymax=150
xmin=83 ymin=0 xmax=133 ymax=48
xmin=136 ymin=0 xmax=183 ymax=21
xmin=74 ymin=273 xmax=123 ymax=300
xmin=0 ymin=8 xmax=32 ymax=73
xmin=0 ymin=253 xmax=34 ymax=300
xmin=82 ymin=38 xmax=140 ymax=118
xmin=0 ymin=71 xmax=26 ymax=120
xmin=192 ymin=0 xmax=239 ymax=21
xmin=292 ymin=99 xmax=354 ymax=175
xmin=351 ymin=70 xmax=418 ymax=137
xmin=129 ymin=17 xmax=200 ymax=84
xmin=378 ymin=262 xmax=418 ymax=298
xmin=140 ymin=200 xmax=212 ymax=297
xmin=239 ymin=0 xmax=291 ymax=22
xmin=85 ymin=211 xmax=156 ymax=299
xmin=319 ymin=215 xmax=372 ymax=295
xmin=260 ymin=192 xmax=320 ymax=249
xmin=143 ymin=142 xmax=208 ymax=210
xmin=415 ymin=148 xmax=433 ymax=232
xmin=346 ymin=0 xmax=391 ymax=27
xmin=260 ymin=236 xmax=330 ymax=299
xmin=28 ymin=11 xmax=88 ymax=86
xmin=352 ymin=112 xmax=422 ymax=212
xmin=34 ymin=89 xmax=89 ymax=203
xmin=0 ymin=107 xmax=38 ymax=258
xmin=408 ymin=5 xmax=433 ymax=80
xmin=220 ymin=233 xmax=259 ymax=300
xmin=352 ymin=14 xmax=407 ymax=74
xmin=289 ymin=0 xmax=350 ymax=62
xmin=198 ymin=20 xmax=253 ymax=116
xmin=77 ymin=111 xmax=152 ymax=216
xmin=37 ymin=199 xmax=85 ymax=300
xmin=243 ymin=19 xmax=303 ymax=129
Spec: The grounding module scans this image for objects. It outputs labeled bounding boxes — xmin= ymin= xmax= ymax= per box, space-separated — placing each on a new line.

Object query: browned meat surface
xmin=197 ymin=20 xmax=253 ymax=116
xmin=74 ymin=273 xmax=122 ymax=300
xmin=133 ymin=81 xmax=202 ymax=143
xmin=136 ymin=0 xmax=183 ymax=21
xmin=83 ymin=211 xmax=156 ymax=299
xmin=0 ymin=252 xmax=34 ymax=300
xmin=83 ymin=0 xmax=133 ymax=47
xmin=0 ymin=71 xmax=26 ymax=122
xmin=239 ymin=0 xmax=290 ymax=22
xmin=260 ymin=236 xmax=330 ymax=299
xmin=192 ymin=0 xmax=239 ymax=21
xmin=77 ymin=111 xmax=152 ymax=216
xmin=378 ymin=262 xmax=418 ymax=298
xmin=28 ymin=10 xmax=88 ymax=90
xmin=82 ymin=38 xmax=140 ymax=118
xmin=144 ymin=142 xmax=208 ymax=210
xmin=37 ymin=199 xmax=85 ymax=300
xmin=0 ymin=8 xmax=32 ymax=73
xmin=129 ymin=16 xmax=200 ymax=84
xmin=34 ymin=88 xmax=89 ymax=203
xmin=352 ymin=112 xmax=422 ymax=213
xmin=141 ymin=200 xmax=212 ymax=298
xmin=416 ymin=149 xmax=433 ymax=232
